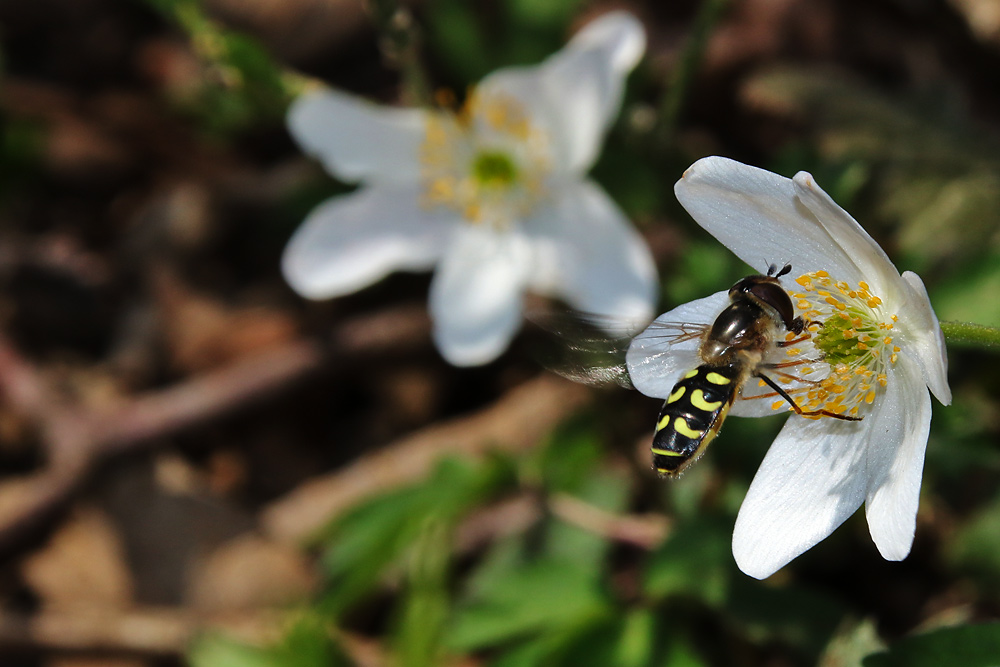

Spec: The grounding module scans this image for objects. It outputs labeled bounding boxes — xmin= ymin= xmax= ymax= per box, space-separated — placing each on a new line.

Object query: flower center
xmin=419 ymin=88 xmax=550 ymax=229
xmin=472 ymin=150 xmax=518 ymax=187
xmin=773 ymin=271 xmax=900 ymax=419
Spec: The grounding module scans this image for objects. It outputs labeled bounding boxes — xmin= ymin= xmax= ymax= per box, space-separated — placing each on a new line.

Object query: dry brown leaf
xmin=155 ymin=270 xmax=299 ymax=373
xmin=48 ymin=659 xmax=147 ymax=667
xmin=186 ymin=533 xmax=317 ymax=612
xmin=21 ymin=507 xmax=133 ymax=610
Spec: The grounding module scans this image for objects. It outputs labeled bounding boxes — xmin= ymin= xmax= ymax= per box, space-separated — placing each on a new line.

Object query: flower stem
xmin=940 ymin=320 xmax=1000 ymax=350
xmin=656 ymin=0 xmax=731 ymax=146
xmin=366 ymin=0 xmax=431 ymax=106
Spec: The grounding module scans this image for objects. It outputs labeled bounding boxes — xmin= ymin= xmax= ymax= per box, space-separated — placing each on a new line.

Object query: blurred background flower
xmin=282 ymin=11 xmax=658 ymax=365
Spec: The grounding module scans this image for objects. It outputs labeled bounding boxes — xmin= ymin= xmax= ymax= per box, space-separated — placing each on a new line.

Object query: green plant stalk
xmin=366 ymin=0 xmax=431 ymax=106
xmin=940 ymin=320 xmax=1000 ymax=350
xmin=657 ymin=0 xmax=731 ymax=145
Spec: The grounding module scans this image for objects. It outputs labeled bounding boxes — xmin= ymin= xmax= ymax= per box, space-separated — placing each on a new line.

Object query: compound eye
xmin=748 ymin=281 xmax=797 ymax=330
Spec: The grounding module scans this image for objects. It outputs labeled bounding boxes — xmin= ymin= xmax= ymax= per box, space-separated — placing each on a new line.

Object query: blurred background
xmin=1 ymin=0 xmax=1000 ymax=665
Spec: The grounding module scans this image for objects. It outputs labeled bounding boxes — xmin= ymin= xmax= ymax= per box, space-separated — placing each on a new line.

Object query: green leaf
xmin=536 ymin=418 xmax=606 ymax=492
xmin=449 ymin=559 xmax=608 ymax=650
xmin=426 ymin=0 xmax=494 ymax=83
xmin=189 ymin=616 xmax=345 ymax=667
xmin=945 ymin=493 xmax=1000 ymax=588
xmin=546 ymin=470 xmax=630 ymax=577
xmin=488 ymin=614 xmax=652 ymax=667
xmin=391 ymin=520 xmax=453 ymax=667
xmin=505 ymin=0 xmax=583 ymax=29
xmin=863 ymin=623 xmax=1000 ymax=667
xmin=143 ymin=0 xmax=302 ymax=136
xmin=613 ymin=609 xmax=657 ymax=667
xmin=320 ymin=457 xmax=512 ymax=614
xmin=663 ymin=240 xmax=746 ymax=307
xmin=727 ymin=577 xmax=847 ymax=656
xmin=817 ymin=618 xmax=885 ymax=667
xmin=643 ymin=517 xmax=732 ymax=605
xmin=190 ymin=634 xmax=277 ymax=667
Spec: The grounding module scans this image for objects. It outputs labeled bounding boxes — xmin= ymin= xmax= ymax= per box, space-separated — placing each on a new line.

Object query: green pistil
xmin=814 ymin=314 xmax=875 ymax=367
xmin=472 ymin=150 xmax=518 ymax=187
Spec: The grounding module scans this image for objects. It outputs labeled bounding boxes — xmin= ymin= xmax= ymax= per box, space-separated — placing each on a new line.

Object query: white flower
xmin=282 ymin=11 xmax=658 ymax=366
xmin=627 ymin=156 xmax=951 ymax=579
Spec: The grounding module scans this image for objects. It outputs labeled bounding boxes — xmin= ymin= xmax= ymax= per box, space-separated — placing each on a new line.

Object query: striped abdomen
xmin=651 ymin=364 xmax=740 ymax=477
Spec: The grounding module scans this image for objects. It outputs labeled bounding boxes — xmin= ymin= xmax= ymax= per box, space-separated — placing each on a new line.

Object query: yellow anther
xmin=771 ymin=400 xmax=784 ymax=411
xmin=859 ymin=281 xmax=870 ymax=291
xmin=865 ymin=390 xmax=876 ymax=404
xmin=817 ymin=270 xmax=829 ymax=277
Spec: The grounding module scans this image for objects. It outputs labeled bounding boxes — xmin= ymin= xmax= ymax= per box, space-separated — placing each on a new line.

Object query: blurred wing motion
xmin=527 ymin=310 xmax=711 ymax=390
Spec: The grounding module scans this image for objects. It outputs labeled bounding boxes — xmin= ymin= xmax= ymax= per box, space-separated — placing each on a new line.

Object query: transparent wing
xmin=626 ymin=290 xmax=730 ymax=398
xmin=527 ymin=310 xmax=645 ymax=389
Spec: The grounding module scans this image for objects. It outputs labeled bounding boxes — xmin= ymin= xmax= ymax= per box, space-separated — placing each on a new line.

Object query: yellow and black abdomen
xmin=651 ymin=364 xmax=740 ymax=477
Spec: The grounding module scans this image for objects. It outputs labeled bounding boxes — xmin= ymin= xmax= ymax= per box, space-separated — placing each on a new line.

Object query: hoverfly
xmin=539 ymin=263 xmax=861 ymax=477
xmin=627 ymin=263 xmax=861 ymax=477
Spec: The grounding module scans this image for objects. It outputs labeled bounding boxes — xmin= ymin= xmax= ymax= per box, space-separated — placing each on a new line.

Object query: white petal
xmin=675 ymin=157 xmax=895 ymax=292
xmin=288 ymin=88 xmax=435 ymax=183
xmin=626 ymin=290 xmax=730 ymax=398
xmin=864 ymin=356 xmax=933 ymax=560
xmin=477 ymin=11 xmax=645 ymax=174
xmin=525 ymin=180 xmax=658 ymax=327
xmin=791 ymin=171 xmax=902 ymax=303
xmin=429 ymin=226 xmax=531 ymax=366
xmin=733 ymin=406 xmax=893 ymax=579
xmin=282 ymin=185 xmax=455 ymax=299
xmin=899 ymin=271 xmax=952 ymax=406
xmin=729 ymin=380 xmax=792 ymax=418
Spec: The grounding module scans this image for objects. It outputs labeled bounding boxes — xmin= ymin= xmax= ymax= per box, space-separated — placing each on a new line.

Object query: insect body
xmin=650 ymin=264 xmax=859 ymax=477
xmin=652 ymin=364 xmax=740 ymax=475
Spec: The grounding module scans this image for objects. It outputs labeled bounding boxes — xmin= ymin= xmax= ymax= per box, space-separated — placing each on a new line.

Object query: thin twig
xmin=549 ymin=493 xmax=669 ymax=550
xmin=0 ymin=604 xmax=383 ymax=664
xmin=0 ymin=306 xmax=430 ymax=555
xmin=261 ymin=374 xmax=592 ymax=545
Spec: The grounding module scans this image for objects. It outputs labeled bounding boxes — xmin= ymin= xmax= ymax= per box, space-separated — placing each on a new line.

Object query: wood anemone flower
xmin=628 ymin=156 xmax=950 ymax=579
xmin=281 ymin=12 xmax=658 ymax=366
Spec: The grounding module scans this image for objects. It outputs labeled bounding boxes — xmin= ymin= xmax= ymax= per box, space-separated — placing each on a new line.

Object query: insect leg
xmin=755 ymin=372 xmax=862 ymax=421
xmin=776 ymin=334 xmax=811 ymax=347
